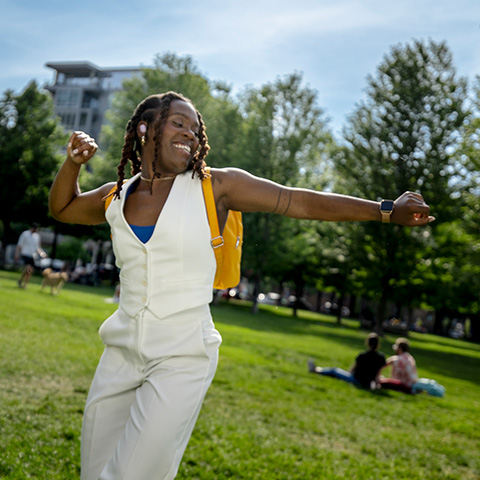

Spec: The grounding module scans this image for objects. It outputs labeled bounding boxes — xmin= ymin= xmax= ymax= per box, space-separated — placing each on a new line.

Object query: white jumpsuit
xmin=81 ymin=172 xmax=222 ymax=480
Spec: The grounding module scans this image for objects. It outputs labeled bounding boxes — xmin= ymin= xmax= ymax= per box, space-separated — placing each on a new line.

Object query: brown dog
xmin=41 ymin=268 xmax=69 ymax=295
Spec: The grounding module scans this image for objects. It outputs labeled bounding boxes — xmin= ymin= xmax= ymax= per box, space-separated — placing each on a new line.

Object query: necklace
xmin=140 ymin=174 xmax=177 ymax=182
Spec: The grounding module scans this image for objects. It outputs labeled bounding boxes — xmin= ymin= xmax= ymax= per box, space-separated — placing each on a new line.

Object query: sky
xmin=1 ymin=0 xmax=479 ymax=136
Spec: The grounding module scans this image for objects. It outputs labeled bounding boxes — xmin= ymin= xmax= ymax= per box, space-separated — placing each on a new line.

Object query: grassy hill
xmin=0 ymin=270 xmax=478 ymax=479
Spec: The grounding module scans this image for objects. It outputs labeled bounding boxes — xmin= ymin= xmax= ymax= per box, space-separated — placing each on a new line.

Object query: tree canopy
xmin=333 ymin=39 xmax=470 ymax=330
xmin=2 ymin=44 xmax=480 ymax=338
xmin=0 ymin=81 xmax=66 ymax=250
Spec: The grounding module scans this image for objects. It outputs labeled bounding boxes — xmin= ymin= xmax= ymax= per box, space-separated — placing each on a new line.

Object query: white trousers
xmin=80 ymin=304 xmax=221 ymax=480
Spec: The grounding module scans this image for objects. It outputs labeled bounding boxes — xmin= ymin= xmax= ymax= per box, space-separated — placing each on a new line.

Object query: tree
xmin=313 ymin=220 xmax=367 ymax=322
xmin=0 ymin=81 xmax=66 ymax=261
xmin=449 ymin=75 xmax=480 ymax=341
xmin=403 ymin=78 xmax=480 ymax=341
xmin=237 ymin=73 xmax=334 ymax=312
xmin=334 ymin=39 xmax=469 ymax=331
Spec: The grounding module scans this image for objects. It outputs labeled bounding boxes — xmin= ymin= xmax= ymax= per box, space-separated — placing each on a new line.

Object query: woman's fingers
xmin=67 ymin=131 xmax=98 ymax=164
xmin=393 ymin=191 xmax=435 ymax=226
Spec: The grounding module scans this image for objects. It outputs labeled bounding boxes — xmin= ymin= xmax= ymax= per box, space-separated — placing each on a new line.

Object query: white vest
xmin=106 ymin=172 xmax=215 ymax=319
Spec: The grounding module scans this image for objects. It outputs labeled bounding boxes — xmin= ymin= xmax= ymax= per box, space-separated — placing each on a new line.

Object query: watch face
xmin=381 ymin=200 xmax=394 ymax=212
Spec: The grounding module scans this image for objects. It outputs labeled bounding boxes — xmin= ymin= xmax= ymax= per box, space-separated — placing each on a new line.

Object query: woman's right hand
xmin=67 ymin=131 xmax=98 ymax=165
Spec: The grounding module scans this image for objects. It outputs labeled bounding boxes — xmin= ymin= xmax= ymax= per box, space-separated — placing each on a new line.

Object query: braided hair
xmin=111 ymin=91 xmax=210 ymax=199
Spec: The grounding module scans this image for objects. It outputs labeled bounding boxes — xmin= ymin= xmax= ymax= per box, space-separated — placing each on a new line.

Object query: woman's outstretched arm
xmin=211 ymin=167 xmax=434 ymax=226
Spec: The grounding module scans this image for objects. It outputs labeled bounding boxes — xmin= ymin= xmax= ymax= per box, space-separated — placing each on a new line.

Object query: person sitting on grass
xmin=308 ymin=332 xmax=386 ymax=390
xmin=379 ymin=337 xmax=418 ymax=394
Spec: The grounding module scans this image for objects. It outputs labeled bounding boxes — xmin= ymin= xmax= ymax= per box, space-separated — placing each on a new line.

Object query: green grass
xmin=0 ymin=270 xmax=479 ymax=479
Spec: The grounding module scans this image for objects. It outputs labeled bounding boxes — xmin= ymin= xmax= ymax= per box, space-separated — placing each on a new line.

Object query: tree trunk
xmin=348 ymin=294 xmax=357 ymax=318
xmin=433 ymin=308 xmax=447 ymax=336
xmin=406 ymin=306 xmax=415 ymax=332
xmin=0 ymin=219 xmax=14 ymax=267
xmin=50 ymin=227 xmax=60 ymax=261
xmin=250 ymin=271 xmax=261 ymax=315
xmin=375 ymin=276 xmax=392 ymax=334
xmin=336 ymin=293 xmax=345 ymax=325
xmin=374 ymin=271 xmax=394 ymax=334
xmin=293 ymin=277 xmax=306 ymax=318
xmin=469 ymin=314 xmax=480 ymax=343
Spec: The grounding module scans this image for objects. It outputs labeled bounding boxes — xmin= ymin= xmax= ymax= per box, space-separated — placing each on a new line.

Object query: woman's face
xmin=155 ymin=99 xmax=201 ymax=174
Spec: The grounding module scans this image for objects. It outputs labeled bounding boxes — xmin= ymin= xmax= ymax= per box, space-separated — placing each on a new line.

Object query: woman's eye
xmin=173 ymin=120 xmax=182 ymax=127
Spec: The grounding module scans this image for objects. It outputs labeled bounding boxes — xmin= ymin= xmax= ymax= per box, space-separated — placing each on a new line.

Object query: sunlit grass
xmin=0 ymin=270 xmax=479 ymax=479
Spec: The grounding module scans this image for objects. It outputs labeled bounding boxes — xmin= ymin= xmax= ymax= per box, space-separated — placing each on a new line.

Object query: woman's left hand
xmin=391 ymin=192 xmax=435 ymax=226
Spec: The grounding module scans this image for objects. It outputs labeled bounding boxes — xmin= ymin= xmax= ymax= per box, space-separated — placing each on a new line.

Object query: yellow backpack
xmin=104 ymin=171 xmax=243 ymax=290
xmin=202 ymin=167 xmax=243 ymax=290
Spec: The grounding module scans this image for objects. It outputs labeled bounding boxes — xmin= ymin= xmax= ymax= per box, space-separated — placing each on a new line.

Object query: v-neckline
xmin=121 ymin=172 xmax=179 ymax=244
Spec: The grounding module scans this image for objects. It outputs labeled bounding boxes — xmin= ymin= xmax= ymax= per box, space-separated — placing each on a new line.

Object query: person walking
xmin=49 ymin=91 xmax=434 ymax=480
xmin=14 ymin=223 xmax=46 ymax=288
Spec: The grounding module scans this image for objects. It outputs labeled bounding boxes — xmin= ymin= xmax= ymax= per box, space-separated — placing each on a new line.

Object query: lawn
xmin=0 ymin=270 xmax=479 ymax=479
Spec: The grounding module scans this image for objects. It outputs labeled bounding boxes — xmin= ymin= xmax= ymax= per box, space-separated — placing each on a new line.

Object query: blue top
xmin=126 ymin=182 xmax=154 ymax=243
xmin=130 ymin=224 xmax=155 ymax=243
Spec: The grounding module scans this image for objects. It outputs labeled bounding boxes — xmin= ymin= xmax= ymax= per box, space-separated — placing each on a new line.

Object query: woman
xmin=49 ymin=91 xmax=433 ymax=480
xmin=380 ymin=337 xmax=418 ymax=393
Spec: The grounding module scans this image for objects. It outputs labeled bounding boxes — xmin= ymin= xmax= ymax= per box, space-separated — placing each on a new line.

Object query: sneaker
xmin=308 ymin=359 xmax=316 ymax=373
xmin=370 ymin=380 xmax=380 ymax=391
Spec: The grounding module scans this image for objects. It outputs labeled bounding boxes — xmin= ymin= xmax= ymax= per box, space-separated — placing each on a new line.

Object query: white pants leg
xmin=81 ymin=305 xmax=221 ymax=480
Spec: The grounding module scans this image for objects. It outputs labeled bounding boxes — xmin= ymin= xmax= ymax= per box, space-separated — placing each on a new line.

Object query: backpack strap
xmin=104 ymin=185 xmax=117 ymax=211
xmin=202 ymin=167 xmax=224 ymax=249
xmin=104 ymin=179 xmax=129 ymax=212
xmin=202 ymin=167 xmax=243 ymax=289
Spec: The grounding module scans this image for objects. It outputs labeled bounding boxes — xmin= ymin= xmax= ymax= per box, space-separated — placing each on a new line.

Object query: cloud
xmin=1 ymin=0 xmax=479 ymax=133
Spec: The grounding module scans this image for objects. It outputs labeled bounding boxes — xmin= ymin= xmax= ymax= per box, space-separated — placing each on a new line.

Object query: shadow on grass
xmin=0 ymin=270 xmax=115 ymax=297
xmin=212 ymin=300 xmax=480 ymax=387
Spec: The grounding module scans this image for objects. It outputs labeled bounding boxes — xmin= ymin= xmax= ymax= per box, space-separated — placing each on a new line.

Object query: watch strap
xmin=381 ymin=211 xmax=391 ymax=223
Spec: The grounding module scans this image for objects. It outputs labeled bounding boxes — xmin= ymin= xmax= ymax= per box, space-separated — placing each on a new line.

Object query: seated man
xmin=308 ymin=333 xmax=386 ymax=390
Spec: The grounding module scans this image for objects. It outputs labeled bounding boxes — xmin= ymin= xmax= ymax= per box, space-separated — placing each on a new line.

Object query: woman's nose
xmin=183 ymin=128 xmax=195 ymax=140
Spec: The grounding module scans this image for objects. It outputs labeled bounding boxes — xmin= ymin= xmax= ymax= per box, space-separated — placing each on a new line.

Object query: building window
xmin=59 ymin=113 xmax=76 ymax=129
xmin=56 ymin=89 xmax=80 ymax=107
xmin=64 ymin=75 xmax=96 ymax=86
xmin=79 ymin=112 xmax=88 ymax=127
xmin=82 ymin=91 xmax=98 ymax=109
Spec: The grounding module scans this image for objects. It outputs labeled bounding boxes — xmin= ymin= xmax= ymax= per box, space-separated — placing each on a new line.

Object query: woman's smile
xmin=173 ymin=142 xmax=192 ymax=155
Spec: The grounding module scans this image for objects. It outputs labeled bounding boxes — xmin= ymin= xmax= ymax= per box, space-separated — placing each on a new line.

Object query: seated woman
xmin=379 ymin=337 xmax=418 ymax=394
xmin=308 ymin=333 xmax=386 ymax=390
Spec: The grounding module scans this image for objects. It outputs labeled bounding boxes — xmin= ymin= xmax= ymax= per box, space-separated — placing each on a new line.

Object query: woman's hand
xmin=49 ymin=131 xmax=108 ymax=225
xmin=67 ymin=131 xmax=98 ymax=165
xmin=391 ymin=192 xmax=435 ymax=226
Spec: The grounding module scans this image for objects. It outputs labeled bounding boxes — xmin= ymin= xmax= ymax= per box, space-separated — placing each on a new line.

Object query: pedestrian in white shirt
xmin=15 ymin=224 xmax=46 ymax=288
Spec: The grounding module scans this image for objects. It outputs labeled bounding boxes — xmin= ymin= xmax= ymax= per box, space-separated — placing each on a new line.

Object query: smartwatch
xmin=380 ymin=200 xmax=395 ymax=223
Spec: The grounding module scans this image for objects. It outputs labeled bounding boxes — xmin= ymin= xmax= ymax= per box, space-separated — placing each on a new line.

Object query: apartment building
xmin=45 ymin=61 xmax=142 ymax=143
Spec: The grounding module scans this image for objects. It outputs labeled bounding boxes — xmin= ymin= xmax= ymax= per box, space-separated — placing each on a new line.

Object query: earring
xmin=139 ymin=124 xmax=147 ymax=146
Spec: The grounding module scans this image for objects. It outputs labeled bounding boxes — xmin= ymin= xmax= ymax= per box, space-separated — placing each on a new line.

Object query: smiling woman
xmin=48 ymin=91 xmax=433 ymax=480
